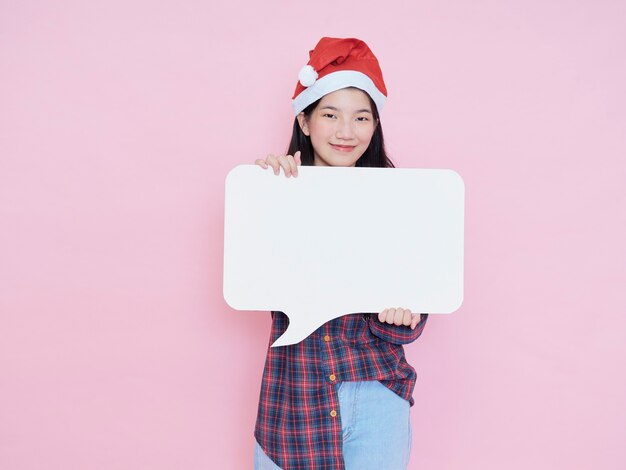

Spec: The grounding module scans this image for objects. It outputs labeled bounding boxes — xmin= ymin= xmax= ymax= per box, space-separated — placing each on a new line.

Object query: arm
xmin=368 ymin=312 xmax=429 ymax=345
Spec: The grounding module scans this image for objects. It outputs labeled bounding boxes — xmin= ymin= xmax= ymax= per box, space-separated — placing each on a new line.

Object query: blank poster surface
xmin=223 ymin=165 xmax=465 ymax=347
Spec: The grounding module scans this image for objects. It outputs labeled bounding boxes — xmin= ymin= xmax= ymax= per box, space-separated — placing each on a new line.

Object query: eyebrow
xmin=320 ymin=106 xmax=372 ymax=114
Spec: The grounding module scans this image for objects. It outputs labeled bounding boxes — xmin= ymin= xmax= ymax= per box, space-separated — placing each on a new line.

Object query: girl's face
xmin=297 ymin=87 xmax=377 ymax=167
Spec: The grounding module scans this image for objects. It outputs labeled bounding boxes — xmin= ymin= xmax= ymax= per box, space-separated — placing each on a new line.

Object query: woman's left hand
xmin=378 ymin=308 xmax=422 ymax=330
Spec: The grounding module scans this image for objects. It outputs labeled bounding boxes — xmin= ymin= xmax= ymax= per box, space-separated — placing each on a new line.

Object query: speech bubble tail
xmin=270 ymin=312 xmax=326 ymax=348
xmin=270 ymin=332 xmax=303 ymax=348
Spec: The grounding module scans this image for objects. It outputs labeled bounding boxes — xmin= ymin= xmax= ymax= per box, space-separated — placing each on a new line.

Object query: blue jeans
xmin=254 ymin=380 xmax=412 ymax=469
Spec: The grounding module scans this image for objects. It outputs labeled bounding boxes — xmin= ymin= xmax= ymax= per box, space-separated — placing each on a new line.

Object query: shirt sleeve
xmin=367 ymin=312 xmax=429 ymax=345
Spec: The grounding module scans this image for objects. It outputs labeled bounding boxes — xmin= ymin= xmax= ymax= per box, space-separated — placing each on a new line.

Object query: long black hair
xmin=286 ymin=88 xmax=395 ymax=169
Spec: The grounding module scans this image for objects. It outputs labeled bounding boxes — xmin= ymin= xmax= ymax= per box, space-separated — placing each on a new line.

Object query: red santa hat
xmin=292 ymin=37 xmax=388 ymax=116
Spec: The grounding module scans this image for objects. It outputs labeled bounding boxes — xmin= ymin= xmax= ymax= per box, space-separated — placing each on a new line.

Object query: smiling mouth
xmin=330 ymin=144 xmax=356 ymax=152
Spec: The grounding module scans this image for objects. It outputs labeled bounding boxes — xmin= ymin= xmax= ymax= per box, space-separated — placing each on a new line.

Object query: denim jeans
xmin=254 ymin=380 xmax=412 ymax=469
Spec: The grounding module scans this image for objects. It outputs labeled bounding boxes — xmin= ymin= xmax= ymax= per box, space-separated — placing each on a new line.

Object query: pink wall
xmin=1 ymin=1 xmax=625 ymax=469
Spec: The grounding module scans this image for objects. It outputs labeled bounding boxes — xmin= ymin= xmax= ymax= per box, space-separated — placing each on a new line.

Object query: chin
xmin=327 ymin=155 xmax=361 ymax=167
xmin=333 ymin=160 xmax=357 ymax=167
xmin=315 ymin=151 xmax=363 ymax=167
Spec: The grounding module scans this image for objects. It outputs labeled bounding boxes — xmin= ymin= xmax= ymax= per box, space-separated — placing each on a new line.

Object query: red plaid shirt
xmin=254 ymin=311 xmax=428 ymax=469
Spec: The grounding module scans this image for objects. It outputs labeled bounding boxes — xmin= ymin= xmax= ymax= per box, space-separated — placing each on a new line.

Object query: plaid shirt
xmin=254 ymin=311 xmax=429 ymax=470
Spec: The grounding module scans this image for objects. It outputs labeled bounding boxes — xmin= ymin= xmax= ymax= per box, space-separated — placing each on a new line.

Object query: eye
xmin=322 ymin=113 xmax=337 ymax=119
xmin=355 ymin=116 xmax=370 ymax=122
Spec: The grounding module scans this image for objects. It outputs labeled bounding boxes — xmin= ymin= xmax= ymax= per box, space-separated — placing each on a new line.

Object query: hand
xmin=255 ymin=151 xmax=301 ymax=178
xmin=378 ymin=307 xmax=422 ymax=330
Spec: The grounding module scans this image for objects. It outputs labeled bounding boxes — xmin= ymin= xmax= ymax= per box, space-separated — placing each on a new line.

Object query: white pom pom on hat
xmin=298 ymin=65 xmax=318 ymax=87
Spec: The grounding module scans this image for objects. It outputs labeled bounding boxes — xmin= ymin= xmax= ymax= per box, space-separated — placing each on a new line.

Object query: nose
xmin=335 ymin=118 xmax=355 ymax=140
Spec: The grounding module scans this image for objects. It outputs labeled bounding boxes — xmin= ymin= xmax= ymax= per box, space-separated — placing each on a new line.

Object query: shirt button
xmin=330 ymin=410 xmax=337 ymax=417
xmin=329 ymin=374 xmax=336 ymax=382
xmin=324 ymin=335 xmax=331 ymax=342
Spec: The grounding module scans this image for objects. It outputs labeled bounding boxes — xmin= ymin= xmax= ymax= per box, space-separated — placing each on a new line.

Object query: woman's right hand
xmin=255 ymin=151 xmax=301 ymax=178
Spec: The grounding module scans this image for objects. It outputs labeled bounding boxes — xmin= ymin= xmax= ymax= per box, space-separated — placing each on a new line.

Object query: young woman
xmin=252 ymin=37 xmax=429 ymax=470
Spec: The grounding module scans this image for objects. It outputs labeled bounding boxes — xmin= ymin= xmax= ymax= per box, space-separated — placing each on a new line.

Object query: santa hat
xmin=292 ymin=37 xmax=387 ymax=116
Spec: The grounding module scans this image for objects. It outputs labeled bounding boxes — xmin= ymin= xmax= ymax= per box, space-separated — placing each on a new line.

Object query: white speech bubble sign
xmin=223 ymin=165 xmax=464 ymax=347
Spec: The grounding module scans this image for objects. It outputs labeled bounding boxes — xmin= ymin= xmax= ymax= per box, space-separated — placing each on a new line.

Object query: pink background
xmin=1 ymin=1 xmax=625 ymax=469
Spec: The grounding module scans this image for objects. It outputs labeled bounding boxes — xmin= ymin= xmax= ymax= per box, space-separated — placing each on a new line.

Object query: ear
xmin=297 ymin=112 xmax=310 ymax=136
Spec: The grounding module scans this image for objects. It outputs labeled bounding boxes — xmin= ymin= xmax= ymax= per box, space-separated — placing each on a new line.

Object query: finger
xmin=410 ymin=314 xmax=421 ymax=330
xmin=393 ymin=308 xmax=404 ymax=326
xmin=277 ymin=155 xmax=292 ymax=177
xmin=254 ymin=158 xmax=269 ymax=169
xmin=402 ymin=309 xmax=412 ymax=326
xmin=378 ymin=309 xmax=388 ymax=323
xmin=286 ymin=154 xmax=298 ymax=177
xmin=266 ymin=155 xmax=280 ymax=175
xmin=385 ymin=308 xmax=396 ymax=324
xmin=291 ymin=153 xmax=300 ymax=177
